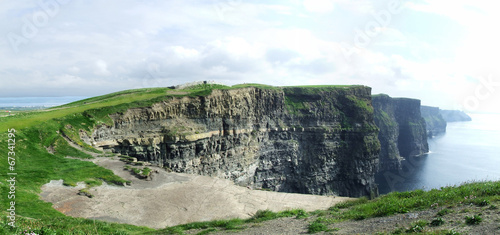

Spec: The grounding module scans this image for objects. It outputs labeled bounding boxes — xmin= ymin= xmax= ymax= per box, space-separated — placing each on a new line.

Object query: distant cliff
xmin=440 ymin=110 xmax=472 ymax=122
xmin=90 ymin=86 xmax=380 ymax=197
xmin=372 ymin=95 xmax=429 ymax=171
xmin=421 ymin=106 xmax=447 ymax=137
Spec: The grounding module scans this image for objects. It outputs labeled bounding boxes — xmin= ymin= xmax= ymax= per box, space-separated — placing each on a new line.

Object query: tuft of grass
xmin=437 ymin=208 xmax=453 ymax=217
xmin=465 ymin=214 xmax=482 ymax=225
xmin=430 ymin=217 xmax=445 ymax=227
xmin=307 ymin=217 xmax=339 ymax=234
xmin=247 ymin=209 xmax=308 ymax=223
xmin=473 ymin=199 xmax=490 ymax=207
xmin=406 ymin=220 xmax=429 ymax=233
xmin=307 ymin=220 xmax=329 ymax=234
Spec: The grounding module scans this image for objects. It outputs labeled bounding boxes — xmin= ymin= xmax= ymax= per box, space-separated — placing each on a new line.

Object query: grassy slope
xmin=1 ymin=84 xmax=496 ymax=234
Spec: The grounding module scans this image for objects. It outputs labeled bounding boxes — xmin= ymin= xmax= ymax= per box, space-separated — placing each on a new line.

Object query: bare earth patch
xmin=40 ymin=156 xmax=350 ymax=229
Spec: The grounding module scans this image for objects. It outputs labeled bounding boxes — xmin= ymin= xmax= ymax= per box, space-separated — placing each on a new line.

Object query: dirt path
xmin=40 ymin=155 xmax=350 ymax=229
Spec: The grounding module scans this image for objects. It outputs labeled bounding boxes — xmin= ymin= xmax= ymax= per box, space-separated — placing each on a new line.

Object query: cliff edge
xmin=89 ymin=85 xmax=380 ymax=197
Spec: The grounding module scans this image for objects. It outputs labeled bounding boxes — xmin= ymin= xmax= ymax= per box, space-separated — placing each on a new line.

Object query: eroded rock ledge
xmin=87 ymin=86 xmax=380 ymax=197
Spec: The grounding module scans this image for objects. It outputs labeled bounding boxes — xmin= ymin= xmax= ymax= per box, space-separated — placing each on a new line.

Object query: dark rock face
xmin=440 ymin=110 xmax=472 ymax=122
xmin=91 ymin=86 xmax=380 ymax=197
xmin=420 ymin=106 xmax=447 ymax=137
xmin=372 ymin=95 xmax=429 ymax=171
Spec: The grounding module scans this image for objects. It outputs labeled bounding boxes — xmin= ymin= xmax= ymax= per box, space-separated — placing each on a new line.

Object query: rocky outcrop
xmin=440 ymin=110 xmax=472 ymax=122
xmin=372 ymin=95 xmax=429 ymax=171
xmin=420 ymin=106 xmax=447 ymax=137
xmin=90 ymin=86 xmax=380 ymax=197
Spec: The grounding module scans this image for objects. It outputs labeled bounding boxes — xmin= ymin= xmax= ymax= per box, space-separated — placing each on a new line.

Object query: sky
xmin=1 ymin=0 xmax=499 ymax=113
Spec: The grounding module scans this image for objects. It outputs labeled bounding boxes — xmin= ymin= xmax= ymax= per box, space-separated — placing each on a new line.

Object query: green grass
xmin=327 ymin=181 xmax=500 ymax=222
xmin=465 ymin=214 xmax=482 ymax=225
xmin=0 ymin=215 xmax=153 ymax=234
xmin=0 ymin=111 xmax=143 ymax=233
xmin=228 ymin=83 xmax=280 ymax=90
xmin=156 ymin=209 xmax=309 ymax=234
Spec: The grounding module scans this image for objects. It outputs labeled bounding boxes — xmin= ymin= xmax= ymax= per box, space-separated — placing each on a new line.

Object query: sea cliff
xmin=89 ymin=85 xmax=380 ymax=197
xmin=372 ymin=95 xmax=429 ymax=171
xmin=440 ymin=110 xmax=472 ymax=122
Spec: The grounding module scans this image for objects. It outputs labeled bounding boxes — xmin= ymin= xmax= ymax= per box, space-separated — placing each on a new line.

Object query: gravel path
xmin=40 ymin=155 xmax=350 ymax=229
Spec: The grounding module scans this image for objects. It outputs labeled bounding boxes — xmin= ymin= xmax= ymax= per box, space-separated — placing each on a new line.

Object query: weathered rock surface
xmin=372 ymin=95 xmax=429 ymax=171
xmin=420 ymin=106 xmax=447 ymax=137
xmin=90 ymin=86 xmax=380 ymax=197
xmin=440 ymin=110 xmax=472 ymax=122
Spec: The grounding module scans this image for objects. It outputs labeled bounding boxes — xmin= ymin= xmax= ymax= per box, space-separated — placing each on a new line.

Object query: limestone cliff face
xmin=91 ymin=86 xmax=380 ymax=197
xmin=420 ymin=106 xmax=447 ymax=137
xmin=372 ymin=95 xmax=429 ymax=171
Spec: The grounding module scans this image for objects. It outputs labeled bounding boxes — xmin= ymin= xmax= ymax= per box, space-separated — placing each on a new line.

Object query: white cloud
xmin=303 ymin=0 xmax=335 ymax=13
xmin=94 ymin=60 xmax=111 ymax=76
xmin=0 ymin=1 xmax=496 ymax=112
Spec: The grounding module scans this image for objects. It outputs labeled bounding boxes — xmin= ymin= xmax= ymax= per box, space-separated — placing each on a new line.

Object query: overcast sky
xmin=1 ymin=0 xmax=499 ymax=112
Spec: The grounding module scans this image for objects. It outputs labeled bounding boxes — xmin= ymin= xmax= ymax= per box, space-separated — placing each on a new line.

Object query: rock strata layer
xmin=90 ymin=86 xmax=380 ymax=197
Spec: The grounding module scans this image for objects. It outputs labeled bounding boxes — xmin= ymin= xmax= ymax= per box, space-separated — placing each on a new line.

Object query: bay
xmin=376 ymin=113 xmax=500 ymax=194
xmin=0 ymin=96 xmax=87 ymax=108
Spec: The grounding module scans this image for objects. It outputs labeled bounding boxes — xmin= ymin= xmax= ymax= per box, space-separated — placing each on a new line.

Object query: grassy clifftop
xmin=0 ymin=84 xmax=364 ymax=131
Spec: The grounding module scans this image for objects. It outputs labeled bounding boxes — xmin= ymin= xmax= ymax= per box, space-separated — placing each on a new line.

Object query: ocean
xmin=0 ymin=96 xmax=87 ymax=108
xmin=376 ymin=113 xmax=500 ymax=194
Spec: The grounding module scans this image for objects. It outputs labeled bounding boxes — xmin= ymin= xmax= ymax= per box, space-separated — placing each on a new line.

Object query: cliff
xmin=420 ymin=106 xmax=447 ymax=137
xmin=440 ymin=110 xmax=472 ymax=122
xmin=372 ymin=95 xmax=429 ymax=171
xmin=89 ymin=85 xmax=380 ymax=197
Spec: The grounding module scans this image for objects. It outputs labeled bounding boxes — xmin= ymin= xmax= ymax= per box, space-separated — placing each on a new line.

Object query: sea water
xmin=376 ymin=113 xmax=500 ymax=194
xmin=0 ymin=96 xmax=87 ymax=108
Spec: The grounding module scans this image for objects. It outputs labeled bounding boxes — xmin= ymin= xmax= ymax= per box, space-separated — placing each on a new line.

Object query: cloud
xmin=94 ymin=60 xmax=111 ymax=76
xmin=0 ymin=1 xmax=496 ymax=112
xmin=303 ymin=0 xmax=335 ymax=13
